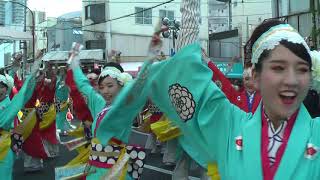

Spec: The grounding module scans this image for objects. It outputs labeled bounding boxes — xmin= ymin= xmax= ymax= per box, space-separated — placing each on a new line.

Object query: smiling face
xmin=98 ymin=76 xmax=122 ymax=105
xmin=243 ymin=73 xmax=255 ymax=93
xmin=253 ymin=45 xmax=311 ymax=120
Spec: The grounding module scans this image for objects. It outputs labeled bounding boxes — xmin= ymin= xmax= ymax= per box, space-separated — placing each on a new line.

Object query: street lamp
xmin=7 ymin=0 xmax=35 ymax=77
xmin=161 ymin=17 xmax=180 ymax=54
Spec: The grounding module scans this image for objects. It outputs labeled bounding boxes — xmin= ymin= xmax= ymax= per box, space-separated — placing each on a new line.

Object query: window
xmin=135 ymin=7 xmax=152 ymax=24
xmin=159 ymin=10 xmax=174 ymax=20
xmin=85 ymin=40 xmax=106 ymax=49
xmin=85 ymin=5 xmax=91 ymax=19
xmin=85 ymin=4 xmax=105 ymax=23
xmin=73 ymin=29 xmax=83 ymax=35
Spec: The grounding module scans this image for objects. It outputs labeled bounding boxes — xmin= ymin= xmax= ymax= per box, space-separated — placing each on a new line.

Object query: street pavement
xmin=13 ymin=136 xmax=202 ymax=180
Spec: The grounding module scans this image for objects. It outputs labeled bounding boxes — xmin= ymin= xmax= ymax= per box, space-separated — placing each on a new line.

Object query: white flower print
xmin=168 ymin=83 xmax=196 ymax=122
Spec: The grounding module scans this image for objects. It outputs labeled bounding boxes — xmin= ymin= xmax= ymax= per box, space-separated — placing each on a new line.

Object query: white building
xmin=208 ymin=0 xmax=230 ymax=34
xmin=0 ymin=0 xmax=27 ymax=67
xmin=82 ymin=0 xmax=209 ymax=62
xmin=231 ymin=0 xmax=272 ymax=43
xmin=271 ymin=0 xmax=313 ymax=39
xmin=35 ymin=17 xmax=57 ymax=52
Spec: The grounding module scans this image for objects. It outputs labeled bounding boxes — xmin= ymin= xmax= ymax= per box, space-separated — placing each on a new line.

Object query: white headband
xmin=251 ymin=24 xmax=310 ymax=64
xmin=243 ymin=67 xmax=252 ymax=77
xmin=99 ymin=66 xmax=132 ymax=86
xmin=0 ymin=75 xmax=8 ymax=87
xmin=250 ymin=23 xmax=320 ymax=92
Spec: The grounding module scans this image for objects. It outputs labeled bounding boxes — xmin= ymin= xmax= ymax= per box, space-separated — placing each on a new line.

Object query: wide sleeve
xmin=0 ymin=75 xmax=36 ymax=130
xmin=148 ymin=44 xmax=248 ymax=166
xmin=72 ymin=67 xmax=105 ymax=119
xmin=207 ymin=61 xmax=241 ymax=105
xmin=175 ymin=0 xmax=200 ymax=51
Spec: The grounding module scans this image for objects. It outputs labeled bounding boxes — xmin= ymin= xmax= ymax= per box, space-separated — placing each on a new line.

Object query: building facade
xmin=208 ymin=0 xmax=230 ymax=34
xmin=271 ymin=0 xmax=315 ymax=48
xmin=82 ymin=0 xmax=209 ymax=62
xmin=0 ymin=0 xmax=27 ymax=67
xmin=46 ymin=12 xmax=83 ymax=52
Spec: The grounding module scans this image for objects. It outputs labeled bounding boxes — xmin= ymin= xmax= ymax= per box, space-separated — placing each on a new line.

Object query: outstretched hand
xmin=148 ymin=23 xmax=169 ymax=57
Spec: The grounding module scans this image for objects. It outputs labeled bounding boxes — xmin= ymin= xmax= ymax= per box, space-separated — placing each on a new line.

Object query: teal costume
xmin=0 ymin=75 xmax=37 ymax=180
xmin=96 ymin=43 xmax=320 ymax=179
xmin=55 ymin=75 xmax=70 ymax=131
xmin=72 ymin=67 xmax=132 ymax=180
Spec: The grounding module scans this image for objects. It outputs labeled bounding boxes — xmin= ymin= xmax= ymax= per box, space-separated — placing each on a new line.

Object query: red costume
xmin=65 ymin=69 xmax=93 ymax=122
xmin=15 ymin=75 xmax=48 ymax=158
xmin=207 ymin=61 xmax=261 ymax=113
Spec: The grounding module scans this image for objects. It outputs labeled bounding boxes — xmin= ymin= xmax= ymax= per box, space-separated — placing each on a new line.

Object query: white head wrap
xmin=251 ymin=24 xmax=310 ymax=64
xmin=99 ymin=66 xmax=132 ymax=86
xmin=243 ymin=67 xmax=253 ymax=78
xmin=251 ymin=23 xmax=320 ymax=92
xmin=0 ymin=74 xmax=13 ymax=89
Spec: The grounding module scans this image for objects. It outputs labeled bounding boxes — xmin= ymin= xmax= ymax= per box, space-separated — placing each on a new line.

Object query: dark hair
xmin=98 ymin=62 xmax=124 ymax=85
xmin=245 ymin=19 xmax=311 ymax=72
xmin=303 ymin=89 xmax=320 ymax=118
xmin=0 ymin=82 xmax=8 ymax=89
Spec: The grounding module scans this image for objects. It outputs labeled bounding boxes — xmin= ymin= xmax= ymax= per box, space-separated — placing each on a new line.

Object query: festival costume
xmin=207 ymin=61 xmax=261 ymax=113
xmin=98 ymin=19 xmax=320 ymax=180
xmin=37 ymin=77 xmax=59 ymax=158
xmin=0 ymin=75 xmax=37 ymax=180
xmin=55 ymin=75 xmax=72 ymax=132
xmin=70 ymin=63 xmax=146 ymax=179
xmin=16 ymin=78 xmax=48 ymax=170
xmin=62 ymin=69 xmax=93 ymax=167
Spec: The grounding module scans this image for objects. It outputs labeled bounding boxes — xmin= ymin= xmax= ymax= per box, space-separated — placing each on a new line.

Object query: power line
xmin=81 ymin=0 xmax=272 ymax=4
xmin=3 ymin=11 xmax=272 ymax=31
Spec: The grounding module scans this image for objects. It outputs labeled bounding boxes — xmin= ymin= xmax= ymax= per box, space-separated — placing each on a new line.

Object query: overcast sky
xmin=27 ymin=0 xmax=82 ymax=17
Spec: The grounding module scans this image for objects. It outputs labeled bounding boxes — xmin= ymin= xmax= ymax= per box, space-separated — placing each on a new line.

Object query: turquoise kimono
xmin=72 ymin=67 xmax=132 ymax=180
xmin=96 ymin=43 xmax=320 ymax=179
xmin=0 ymin=75 xmax=37 ymax=180
xmin=55 ymin=75 xmax=70 ymax=131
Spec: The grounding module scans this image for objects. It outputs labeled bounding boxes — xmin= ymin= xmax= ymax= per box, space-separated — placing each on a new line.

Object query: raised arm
xmin=0 ymin=74 xmax=36 ymax=130
xmin=207 ymin=61 xmax=241 ymax=105
xmin=70 ymin=57 xmax=105 ymax=118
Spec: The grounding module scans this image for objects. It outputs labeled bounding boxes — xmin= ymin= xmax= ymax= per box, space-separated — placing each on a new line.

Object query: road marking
xmin=144 ymin=164 xmax=200 ymax=180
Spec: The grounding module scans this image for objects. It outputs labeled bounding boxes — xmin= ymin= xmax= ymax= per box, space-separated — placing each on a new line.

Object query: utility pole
xmin=311 ymin=0 xmax=318 ymax=50
xmin=8 ymin=0 xmax=35 ymax=78
xmin=161 ymin=17 xmax=180 ymax=56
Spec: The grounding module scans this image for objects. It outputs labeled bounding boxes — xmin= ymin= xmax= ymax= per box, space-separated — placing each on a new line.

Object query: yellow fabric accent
xmin=91 ymin=138 xmax=100 ymax=144
xmin=150 ymin=116 xmax=181 ymax=142
xmin=0 ymin=130 xmax=11 ymax=161
xmin=104 ymin=146 xmax=129 ymax=180
xmin=35 ymin=99 xmax=40 ymax=107
xmin=140 ymin=112 xmax=152 ymax=133
xmin=39 ymin=104 xmax=57 ymax=130
xmin=207 ymin=163 xmax=220 ymax=180
xmin=67 ymin=126 xmax=84 ymax=138
xmin=65 ymin=145 xmax=90 ymax=167
xmin=59 ymin=100 xmax=69 ymax=112
xmin=14 ymin=109 xmax=37 ymax=141
xmin=17 ymin=111 xmax=23 ymax=120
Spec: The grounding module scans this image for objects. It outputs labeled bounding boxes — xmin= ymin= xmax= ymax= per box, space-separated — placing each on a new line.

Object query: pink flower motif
xmin=235 ymin=136 xmax=243 ymax=151
xmin=305 ymin=143 xmax=319 ymax=160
